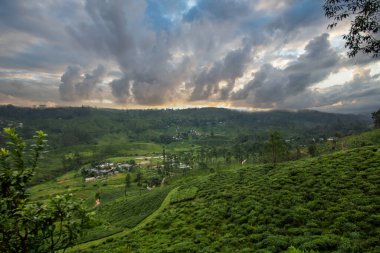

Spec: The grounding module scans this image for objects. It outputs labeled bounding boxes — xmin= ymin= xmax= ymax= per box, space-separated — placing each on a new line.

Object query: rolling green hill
xmin=0 ymin=106 xmax=371 ymax=183
xmin=2 ymin=107 xmax=378 ymax=252
xmin=64 ymin=130 xmax=380 ymax=253
xmin=0 ymin=106 xmax=370 ymax=148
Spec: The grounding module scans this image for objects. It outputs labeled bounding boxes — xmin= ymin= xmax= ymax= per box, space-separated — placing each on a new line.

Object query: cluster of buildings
xmin=172 ymin=129 xmax=202 ymax=141
xmin=83 ymin=162 xmax=133 ymax=182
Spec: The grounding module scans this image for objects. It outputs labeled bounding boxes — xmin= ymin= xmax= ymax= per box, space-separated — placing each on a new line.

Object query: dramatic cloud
xmin=274 ymin=68 xmax=380 ymax=114
xmin=110 ymin=77 xmax=131 ymax=104
xmin=0 ymin=0 xmax=379 ymax=113
xmin=0 ymin=1 xmax=92 ymax=71
xmin=189 ymin=45 xmax=252 ymax=101
xmin=0 ymin=78 xmax=58 ymax=103
xmin=269 ymin=0 xmax=325 ymax=34
xmin=183 ymin=0 xmax=251 ymax=22
xmin=59 ymin=65 xmax=106 ymax=101
xmin=232 ymin=33 xmax=341 ymax=107
xmin=67 ymin=0 xmax=193 ymax=105
xmin=312 ymin=69 xmax=380 ymax=112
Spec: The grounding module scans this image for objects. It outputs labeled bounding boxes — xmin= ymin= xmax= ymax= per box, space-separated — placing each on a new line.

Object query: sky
xmin=0 ymin=0 xmax=379 ymax=114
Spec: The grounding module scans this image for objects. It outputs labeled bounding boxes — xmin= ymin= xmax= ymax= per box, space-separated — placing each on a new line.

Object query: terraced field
xmin=68 ymin=143 xmax=380 ymax=252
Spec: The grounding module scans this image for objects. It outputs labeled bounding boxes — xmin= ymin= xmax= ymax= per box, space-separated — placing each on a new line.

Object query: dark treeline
xmin=0 ymin=105 xmax=371 ymax=149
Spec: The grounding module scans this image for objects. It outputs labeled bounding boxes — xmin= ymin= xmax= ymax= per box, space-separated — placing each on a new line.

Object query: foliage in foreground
xmin=0 ymin=128 xmax=89 ymax=252
xmin=324 ymin=0 xmax=380 ymax=58
xmin=83 ymin=145 xmax=379 ymax=252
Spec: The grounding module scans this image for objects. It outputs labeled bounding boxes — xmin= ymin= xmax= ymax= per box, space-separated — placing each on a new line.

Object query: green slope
xmin=66 ymin=187 xmax=179 ymax=252
xmin=77 ymin=144 xmax=379 ymax=253
xmin=1 ymin=106 xmax=371 ymax=184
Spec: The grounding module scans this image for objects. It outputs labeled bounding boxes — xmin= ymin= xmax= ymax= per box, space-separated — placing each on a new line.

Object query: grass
xmin=170 ymin=186 xmax=198 ymax=204
xmin=31 ymin=129 xmax=380 ymax=252
xmin=3 ymin=107 xmax=376 ymax=252
xmin=66 ymin=187 xmax=179 ymax=252
xmin=82 ymin=145 xmax=380 ymax=253
xmin=316 ymin=128 xmax=380 ymax=155
xmin=39 ymin=166 xmax=174 ymax=251
xmin=31 ymin=169 xmax=128 ymax=207
xmin=73 ymin=187 xmax=173 ymax=246
xmin=31 ymin=136 xmax=163 ymax=184
xmin=98 ymin=186 xmax=173 ymax=228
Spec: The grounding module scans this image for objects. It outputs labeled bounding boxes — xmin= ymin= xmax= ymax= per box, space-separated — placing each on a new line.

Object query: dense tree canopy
xmin=324 ymin=0 xmax=380 ymax=57
xmin=267 ymin=131 xmax=288 ymax=167
xmin=372 ymin=108 xmax=380 ymax=128
xmin=0 ymin=128 xmax=89 ymax=252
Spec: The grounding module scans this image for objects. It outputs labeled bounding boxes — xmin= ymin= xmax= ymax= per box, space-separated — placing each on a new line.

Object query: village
xmin=81 ymin=162 xmax=134 ymax=183
xmin=81 ymin=156 xmax=193 ymax=187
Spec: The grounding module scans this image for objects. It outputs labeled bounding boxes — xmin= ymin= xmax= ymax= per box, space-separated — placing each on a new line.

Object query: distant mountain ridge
xmin=0 ymin=105 xmax=371 ymax=147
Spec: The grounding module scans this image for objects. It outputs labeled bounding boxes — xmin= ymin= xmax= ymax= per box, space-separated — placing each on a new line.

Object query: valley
xmin=0 ymin=106 xmax=379 ymax=252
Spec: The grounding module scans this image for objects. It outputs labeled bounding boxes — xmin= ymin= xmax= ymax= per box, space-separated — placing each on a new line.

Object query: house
xmin=179 ymin=163 xmax=191 ymax=170
xmin=83 ymin=161 xmax=135 ymax=182
xmin=85 ymin=177 xmax=96 ymax=182
xmin=117 ymin=163 xmax=133 ymax=172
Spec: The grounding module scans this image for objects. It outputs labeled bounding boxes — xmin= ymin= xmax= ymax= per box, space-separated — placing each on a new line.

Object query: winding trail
xmin=66 ymin=187 xmax=178 ymax=252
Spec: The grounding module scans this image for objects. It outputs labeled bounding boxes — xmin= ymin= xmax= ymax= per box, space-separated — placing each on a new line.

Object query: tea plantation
xmin=74 ymin=144 xmax=379 ymax=252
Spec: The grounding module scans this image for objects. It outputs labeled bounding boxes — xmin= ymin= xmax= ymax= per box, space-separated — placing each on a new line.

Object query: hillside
xmin=0 ymin=106 xmax=371 ymax=183
xmin=60 ymin=130 xmax=380 ymax=253
xmin=0 ymin=106 xmax=370 ymax=147
xmin=2 ymin=1 xmax=380 ymax=252
xmin=2 ymin=107 xmax=378 ymax=252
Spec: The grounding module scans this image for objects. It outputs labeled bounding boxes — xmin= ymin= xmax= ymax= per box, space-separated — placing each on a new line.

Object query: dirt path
xmin=65 ymin=187 xmax=178 ymax=252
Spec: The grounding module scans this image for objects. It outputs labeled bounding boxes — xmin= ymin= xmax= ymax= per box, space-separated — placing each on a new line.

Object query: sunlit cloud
xmin=0 ymin=0 xmax=378 ymax=113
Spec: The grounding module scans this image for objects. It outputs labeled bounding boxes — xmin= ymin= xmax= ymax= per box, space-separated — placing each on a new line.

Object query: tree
xmin=95 ymin=191 xmax=101 ymax=201
xmin=0 ymin=128 xmax=89 ymax=253
xmin=128 ymin=159 xmax=136 ymax=166
xmin=324 ymin=0 xmax=380 ymax=57
xmin=267 ymin=131 xmax=287 ymax=167
xmin=125 ymin=173 xmax=131 ymax=195
xmin=296 ymin=146 xmax=302 ymax=160
xmin=62 ymin=152 xmax=84 ymax=173
xmin=308 ymin=143 xmax=318 ymax=157
xmin=372 ymin=108 xmax=380 ymax=128
xmin=136 ymin=171 xmax=143 ymax=187
xmin=162 ymin=146 xmax=170 ymax=176
xmin=233 ymin=144 xmax=243 ymax=163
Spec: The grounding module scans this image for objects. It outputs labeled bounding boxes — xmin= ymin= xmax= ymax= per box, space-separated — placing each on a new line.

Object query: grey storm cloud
xmin=0 ymin=0 xmax=94 ymax=71
xmin=68 ymin=0 xmax=140 ymax=61
xmin=269 ymin=0 xmax=325 ymax=34
xmin=65 ymin=0 xmax=338 ymax=107
xmin=59 ymin=65 xmax=106 ymax=101
xmin=0 ymin=1 xmax=61 ymax=40
xmin=189 ymin=45 xmax=252 ymax=101
xmin=317 ymin=71 xmax=380 ymax=107
xmin=110 ymin=77 xmax=131 ymax=104
xmin=232 ymin=33 xmax=341 ymax=107
xmin=283 ymin=69 xmax=380 ymax=113
xmin=68 ymin=0 xmax=191 ymax=105
xmin=183 ymin=0 xmax=251 ymax=22
xmin=0 ymin=0 xmax=379 ymax=113
xmin=59 ymin=66 xmax=80 ymax=101
xmin=0 ymin=78 xmax=58 ymax=102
